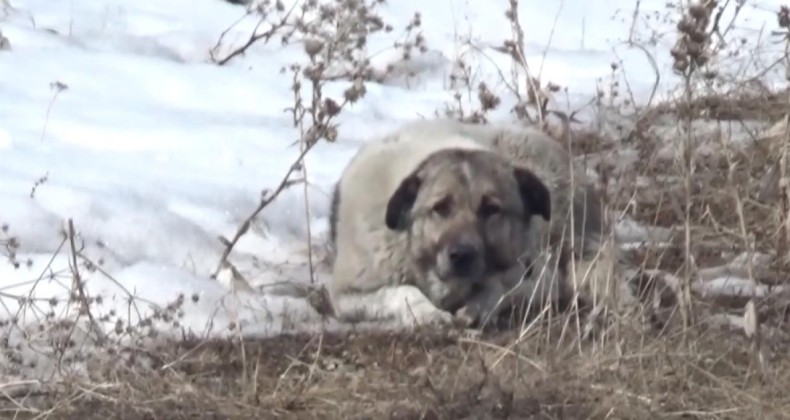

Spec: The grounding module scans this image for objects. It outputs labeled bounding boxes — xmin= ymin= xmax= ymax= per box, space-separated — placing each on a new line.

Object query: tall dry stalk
xmin=669 ymin=0 xmax=720 ymax=334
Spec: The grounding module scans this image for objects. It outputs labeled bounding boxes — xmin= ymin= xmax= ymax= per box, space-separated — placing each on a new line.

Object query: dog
xmin=327 ymin=118 xmax=626 ymax=328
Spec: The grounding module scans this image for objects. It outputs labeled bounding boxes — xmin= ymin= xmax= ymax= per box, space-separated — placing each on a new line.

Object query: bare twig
xmin=211 ymin=3 xmax=300 ymax=66
xmin=40 ymin=81 xmax=67 ymax=143
xmin=212 ymin=139 xmax=322 ymax=280
xmin=66 ymin=219 xmax=106 ymax=346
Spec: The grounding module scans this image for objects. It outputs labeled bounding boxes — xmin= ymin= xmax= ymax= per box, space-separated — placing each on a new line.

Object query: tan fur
xmin=391 ymin=119 xmax=631 ymax=321
xmin=328 ymin=119 xmax=630 ymax=327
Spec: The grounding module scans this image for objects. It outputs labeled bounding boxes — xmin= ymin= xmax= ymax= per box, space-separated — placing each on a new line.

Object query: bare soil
xmin=4 ymin=313 xmax=790 ymax=420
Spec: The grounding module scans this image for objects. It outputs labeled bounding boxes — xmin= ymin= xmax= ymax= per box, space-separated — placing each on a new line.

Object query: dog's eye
xmin=431 ymin=198 xmax=452 ymax=218
xmin=480 ymin=199 xmax=502 ymax=218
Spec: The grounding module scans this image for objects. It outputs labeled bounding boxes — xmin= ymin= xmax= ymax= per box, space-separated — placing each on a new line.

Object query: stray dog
xmin=327 ymin=119 xmax=625 ymax=328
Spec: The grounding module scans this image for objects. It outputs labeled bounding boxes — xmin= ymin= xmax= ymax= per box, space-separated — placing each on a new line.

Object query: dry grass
xmin=3 ymin=309 xmax=789 ymax=420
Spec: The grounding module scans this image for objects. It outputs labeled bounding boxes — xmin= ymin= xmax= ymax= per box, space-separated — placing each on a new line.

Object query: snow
xmin=0 ymin=0 xmax=783 ymax=378
xmin=693 ymin=276 xmax=784 ymax=299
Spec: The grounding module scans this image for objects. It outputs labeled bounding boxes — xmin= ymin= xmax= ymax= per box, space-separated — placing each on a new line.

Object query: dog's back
xmin=327 ymin=119 xmax=628 ymax=324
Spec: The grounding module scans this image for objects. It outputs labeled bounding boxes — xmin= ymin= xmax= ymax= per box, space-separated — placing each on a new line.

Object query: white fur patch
xmin=332 ymin=285 xmax=454 ymax=327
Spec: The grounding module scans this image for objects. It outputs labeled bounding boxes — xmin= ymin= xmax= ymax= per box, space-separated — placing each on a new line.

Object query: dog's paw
xmin=389 ymin=285 xmax=456 ymax=327
xmin=417 ymin=309 xmax=456 ymax=327
xmin=402 ymin=297 xmax=456 ymax=327
xmin=456 ymin=298 xmax=506 ymax=329
xmin=455 ymin=303 xmax=486 ymax=328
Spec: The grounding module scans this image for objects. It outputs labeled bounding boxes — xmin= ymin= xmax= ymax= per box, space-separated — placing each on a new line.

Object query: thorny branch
xmin=209 ymin=0 xmax=423 ymax=280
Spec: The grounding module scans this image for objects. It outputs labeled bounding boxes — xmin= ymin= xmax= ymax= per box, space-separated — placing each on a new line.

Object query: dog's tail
xmin=261 ymin=281 xmax=336 ymax=317
xmin=259 ymin=281 xmax=313 ymax=299
xmin=214 ymin=261 xmax=336 ymax=317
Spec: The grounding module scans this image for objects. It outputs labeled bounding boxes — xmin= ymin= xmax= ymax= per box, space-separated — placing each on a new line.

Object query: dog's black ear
xmin=513 ymin=167 xmax=551 ymax=221
xmin=385 ymin=174 xmax=422 ymax=230
xmin=328 ymin=182 xmax=341 ymax=245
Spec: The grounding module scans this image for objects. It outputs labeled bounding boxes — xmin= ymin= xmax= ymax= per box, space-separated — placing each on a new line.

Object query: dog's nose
xmin=448 ymin=243 xmax=478 ymax=275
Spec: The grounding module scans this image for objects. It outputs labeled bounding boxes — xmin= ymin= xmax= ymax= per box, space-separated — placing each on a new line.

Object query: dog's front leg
xmin=332 ymin=285 xmax=456 ymax=327
xmin=454 ymin=266 xmax=516 ymax=328
xmin=457 ymin=253 xmax=564 ymax=328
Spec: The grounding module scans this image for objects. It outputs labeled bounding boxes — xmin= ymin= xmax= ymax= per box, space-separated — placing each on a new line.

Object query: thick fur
xmin=328 ymin=119 xmax=627 ymax=327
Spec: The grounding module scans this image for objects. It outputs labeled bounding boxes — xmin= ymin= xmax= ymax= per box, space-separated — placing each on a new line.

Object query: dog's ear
xmin=385 ymin=173 xmax=422 ymax=230
xmin=513 ymin=167 xmax=551 ymax=221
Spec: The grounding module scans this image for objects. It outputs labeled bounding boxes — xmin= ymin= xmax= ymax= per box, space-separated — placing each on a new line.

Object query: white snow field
xmin=0 ymin=0 xmax=782 ymax=378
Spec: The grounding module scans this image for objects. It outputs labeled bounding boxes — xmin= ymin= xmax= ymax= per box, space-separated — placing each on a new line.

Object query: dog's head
xmin=385 ymin=148 xmax=551 ymax=311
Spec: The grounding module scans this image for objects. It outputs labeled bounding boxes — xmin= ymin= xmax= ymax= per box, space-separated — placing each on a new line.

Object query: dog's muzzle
xmin=447 ymin=242 xmax=480 ymax=277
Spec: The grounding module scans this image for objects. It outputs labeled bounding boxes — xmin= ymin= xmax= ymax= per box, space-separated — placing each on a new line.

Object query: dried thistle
xmin=303 ymin=38 xmax=325 ymax=57
xmin=779 ymin=5 xmax=790 ymax=29
xmin=671 ymin=0 xmax=716 ymax=75
xmin=477 ymin=82 xmax=501 ymax=112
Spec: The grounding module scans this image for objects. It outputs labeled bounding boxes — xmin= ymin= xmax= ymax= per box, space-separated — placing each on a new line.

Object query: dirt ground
xmin=4 ymin=309 xmax=790 ymax=420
